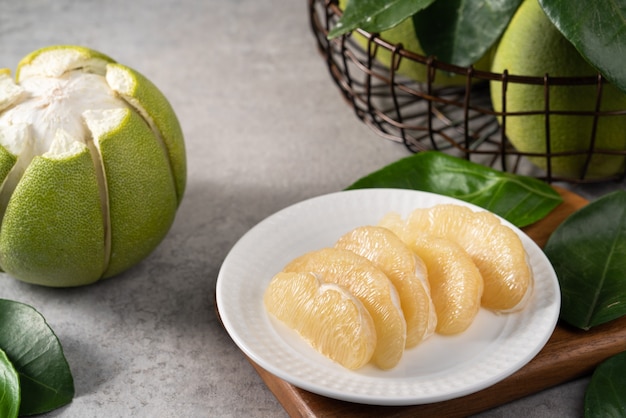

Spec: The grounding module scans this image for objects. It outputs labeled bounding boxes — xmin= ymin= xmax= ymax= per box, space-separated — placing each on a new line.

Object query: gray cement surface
xmin=1 ymin=1 xmax=621 ymax=416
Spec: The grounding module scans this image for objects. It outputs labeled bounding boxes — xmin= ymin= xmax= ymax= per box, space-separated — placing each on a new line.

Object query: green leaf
xmin=346 ymin=151 xmax=562 ymax=227
xmin=539 ymin=0 xmax=626 ymax=95
xmin=412 ymin=0 xmax=522 ymax=66
xmin=0 ymin=348 xmax=20 ymax=418
xmin=584 ymin=351 xmax=626 ymax=417
xmin=544 ymin=191 xmax=626 ymax=330
xmin=0 ymin=299 xmax=74 ymax=415
xmin=327 ymin=0 xmax=435 ymax=39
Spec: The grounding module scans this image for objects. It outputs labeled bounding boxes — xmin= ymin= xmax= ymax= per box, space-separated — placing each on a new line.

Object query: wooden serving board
xmin=236 ymin=187 xmax=626 ymax=417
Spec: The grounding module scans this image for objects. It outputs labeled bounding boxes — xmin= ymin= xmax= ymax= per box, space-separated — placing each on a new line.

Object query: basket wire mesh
xmin=308 ymin=0 xmax=626 ymax=184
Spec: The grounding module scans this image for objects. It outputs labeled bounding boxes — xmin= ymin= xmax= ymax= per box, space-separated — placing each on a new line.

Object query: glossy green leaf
xmin=346 ymin=151 xmax=562 ymax=227
xmin=584 ymin=351 xmax=626 ymax=417
xmin=327 ymin=0 xmax=435 ymax=39
xmin=412 ymin=0 xmax=522 ymax=66
xmin=539 ymin=0 xmax=626 ymax=95
xmin=0 ymin=348 xmax=19 ymax=418
xmin=544 ymin=191 xmax=626 ymax=330
xmin=0 ymin=299 xmax=74 ymax=415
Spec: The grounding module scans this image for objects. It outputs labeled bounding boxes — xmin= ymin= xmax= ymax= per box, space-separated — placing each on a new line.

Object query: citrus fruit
xmin=264 ymin=271 xmax=376 ymax=370
xmin=380 ymin=205 xmax=532 ymax=312
xmin=0 ymin=45 xmax=186 ymax=286
xmin=338 ymin=0 xmax=492 ymax=86
xmin=283 ymin=247 xmax=406 ymax=369
xmin=334 ymin=225 xmax=436 ymax=348
xmin=406 ymin=235 xmax=483 ymax=335
xmin=490 ymin=0 xmax=626 ymax=178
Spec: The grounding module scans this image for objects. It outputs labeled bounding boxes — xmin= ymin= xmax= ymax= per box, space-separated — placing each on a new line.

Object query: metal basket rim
xmin=327 ymin=2 xmax=608 ymax=87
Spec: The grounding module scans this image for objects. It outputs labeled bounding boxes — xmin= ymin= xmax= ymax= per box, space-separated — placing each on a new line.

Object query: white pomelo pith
xmin=0 ymin=45 xmax=185 ymax=286
xmin=0 ymin=69 xmax=23 ymax=110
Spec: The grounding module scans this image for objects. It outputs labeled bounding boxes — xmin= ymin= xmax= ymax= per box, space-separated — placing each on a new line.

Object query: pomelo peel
xmin=0 ymin=45 xmax=186 ymax=286
xmin=490 ymin=0 xmax=626 ymax=178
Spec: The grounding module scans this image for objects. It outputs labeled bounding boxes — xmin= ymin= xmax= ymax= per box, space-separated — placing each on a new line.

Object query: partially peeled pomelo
xmin=0 ymin=45 xmax=186 ymax=287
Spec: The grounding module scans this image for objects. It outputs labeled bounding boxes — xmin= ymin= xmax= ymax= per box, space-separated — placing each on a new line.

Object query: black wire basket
xmin=309 ymin=0 xmax=626 ymax=183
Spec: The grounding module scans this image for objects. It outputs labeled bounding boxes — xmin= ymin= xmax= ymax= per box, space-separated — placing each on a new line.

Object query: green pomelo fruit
xmin=490 ymin=0 xmax=626 ymax=178
xmin=0 ymin=45 xmax=186 ymax=286
xmin=338 ymin=0 xmax=492 ymax=86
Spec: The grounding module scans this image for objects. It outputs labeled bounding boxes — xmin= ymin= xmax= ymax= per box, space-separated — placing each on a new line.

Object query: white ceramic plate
xmin=216 ymin=189 xmax=560 ymax=406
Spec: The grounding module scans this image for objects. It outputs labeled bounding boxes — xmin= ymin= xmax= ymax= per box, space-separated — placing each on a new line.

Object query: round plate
xmin=216 ymin=189 xmax=560 ymax=406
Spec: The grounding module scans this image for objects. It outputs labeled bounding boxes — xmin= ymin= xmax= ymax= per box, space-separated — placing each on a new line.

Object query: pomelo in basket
xmin=490 ymin=0 xmax=626 ymax=178
xmin=338 ymin=0 xmax=492 ymax=86
xmin=0 ymin=45 xmax=186 ymax=286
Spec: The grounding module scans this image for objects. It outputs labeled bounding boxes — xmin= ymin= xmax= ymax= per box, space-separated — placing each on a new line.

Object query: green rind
xmin=0 ymin=145 xmax=17 ymax=186
xmin=490 ymin=0 xmax=626 ymax=178
xmin=0 ymin=148 xmax=105 ymax=286
xmin=106 ymin=63 xmax=186 ymax=204
xmin=95 ymin=108 xmax=178 ymax=278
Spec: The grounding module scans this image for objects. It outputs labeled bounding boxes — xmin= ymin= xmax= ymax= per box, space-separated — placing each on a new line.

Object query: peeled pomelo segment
xmin=334 ymin=225 xmax=436 ymax=348
xmin=15 ymin=45 xmax=114 ymax=81
xmin=0 ymin=130 xmax=105 ymax=286
xmin=283 ymin=247 xmax=406 ymax=370
xmin=406 ymin=205 xmax=532 ymax=312
xmin=84 ymin=107 xmax=177 ymax=278
xmin=0 ymin=70 xmax=23 ymax=111
xmin=106 ymin=63 xmax=186 ymax=204
xmin=264 ymin=271 xmax=376 ymax=370
xmin=382 ymin=205 xmax=533 ymax=312
xmin=378 ymin=212 xmax=410 ymax=242
xmin=466 ymin=210 xmax=534 ymax=311
xmin=409 ymin=235 xmax=484 ymax=335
